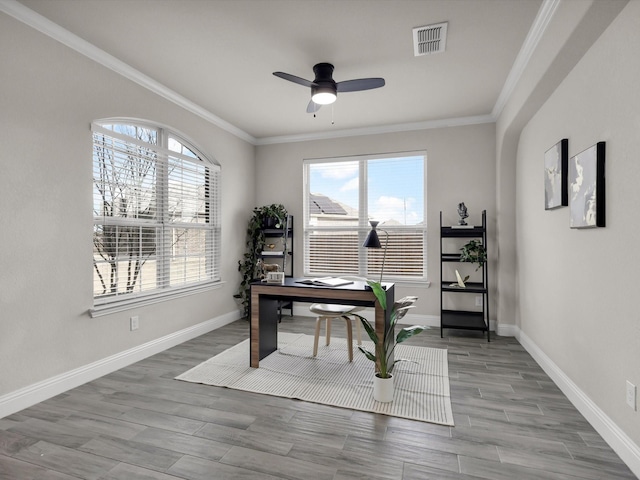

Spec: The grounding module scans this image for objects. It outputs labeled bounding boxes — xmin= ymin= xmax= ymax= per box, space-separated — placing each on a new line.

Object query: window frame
xmin=303 ymin=151 xmax=427 ymax=283
xmin=90 ymin=119 xmax=221 ymax=316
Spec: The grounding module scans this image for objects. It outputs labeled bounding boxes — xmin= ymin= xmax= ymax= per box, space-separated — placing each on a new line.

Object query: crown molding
xmin=492 ymin=0 xmax=561 ymax=118
xmin=0 ymin=0 xmax=257 ymax=145
xmin=255 ymin=114 xmax=496 ymax=146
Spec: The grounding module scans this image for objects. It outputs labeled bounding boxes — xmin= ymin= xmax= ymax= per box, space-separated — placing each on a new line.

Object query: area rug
xmin=176 ymin=333 xmax=453 ymax=426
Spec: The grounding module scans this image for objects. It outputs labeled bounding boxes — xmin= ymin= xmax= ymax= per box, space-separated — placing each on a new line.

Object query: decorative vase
xmin=373 ymin=374 xmax=394 ymax=403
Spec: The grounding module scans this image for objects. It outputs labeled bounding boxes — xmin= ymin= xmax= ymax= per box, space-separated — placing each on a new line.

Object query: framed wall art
xmin=544 ymin=138 xmax=568 ymax=210
xmin=569 ymin=142 xmax=605 ymax=228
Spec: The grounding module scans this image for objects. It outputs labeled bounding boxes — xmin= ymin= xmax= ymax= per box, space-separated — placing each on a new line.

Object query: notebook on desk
xmin=296 ymin=277 xmax=354 ymax=287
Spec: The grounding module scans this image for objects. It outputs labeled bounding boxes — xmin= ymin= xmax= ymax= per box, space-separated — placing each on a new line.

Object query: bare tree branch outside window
xmin=93 ymin=126 xmax=159 ymax=296
xmin=92 ymin=123 xmax=215 ymax=303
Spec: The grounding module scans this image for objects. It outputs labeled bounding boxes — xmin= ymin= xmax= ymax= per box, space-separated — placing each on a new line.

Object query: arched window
xmin=91 ymin=120 xmax=220 ymax=312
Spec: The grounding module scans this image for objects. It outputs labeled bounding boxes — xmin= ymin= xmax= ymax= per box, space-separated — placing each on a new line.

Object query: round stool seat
xmin=309 ymin=304 xmax=363 ymax=362
xmin=309 ymin=304 xmax=357 ymax=315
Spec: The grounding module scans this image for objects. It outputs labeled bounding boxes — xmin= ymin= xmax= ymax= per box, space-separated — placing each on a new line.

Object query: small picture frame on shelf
xmin=544 ymin=138 xmax=568 ymax=210
xmin=569 ymin=142 xmax=605 ymax=228
xmin=265 ymin=271 xmax=285 ymax=284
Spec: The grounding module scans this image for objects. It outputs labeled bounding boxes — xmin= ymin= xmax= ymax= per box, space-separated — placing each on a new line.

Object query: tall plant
xmin=353 ymin=281 xmax=426 ymax=378
xmin=234 ymin=204 xmax=288 ymax=316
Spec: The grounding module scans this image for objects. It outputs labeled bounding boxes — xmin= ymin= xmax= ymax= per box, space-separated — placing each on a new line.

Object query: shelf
xmin=259 ymin=216 xmax=294 ymax=319
xmin=260 ymin=251 xmax=292 ymax=255
xmin=441 ymin=226 xmax=483 ymax=237
xmin=440 ymin=210 xmax=489 ymax=342
xmin=441 ymin=310 xmax=487 ymax=331
xmin=441 ymin=282 xmax=486 ymax=293
xmin=263 ymin=228 xmax=292 ymax=237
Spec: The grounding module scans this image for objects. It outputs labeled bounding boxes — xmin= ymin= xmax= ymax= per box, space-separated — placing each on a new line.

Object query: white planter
xmin=373 ymin=374 xmax=394 ymax=402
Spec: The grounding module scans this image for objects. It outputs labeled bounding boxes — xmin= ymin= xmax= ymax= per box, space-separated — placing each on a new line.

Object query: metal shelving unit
xmin=440 ymin=210 xmax=490 ymax=341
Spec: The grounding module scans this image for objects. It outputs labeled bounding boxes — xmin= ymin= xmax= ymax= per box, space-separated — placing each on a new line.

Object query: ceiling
xmin=13 ymin=0 xmax=544 ymax=143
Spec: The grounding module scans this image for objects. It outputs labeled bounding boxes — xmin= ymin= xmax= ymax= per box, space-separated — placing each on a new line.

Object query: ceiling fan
xmin=273 ymin=63 xmax=385 ymax=113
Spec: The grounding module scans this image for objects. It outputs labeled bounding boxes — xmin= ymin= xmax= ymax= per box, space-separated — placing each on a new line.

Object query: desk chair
xmin=310 ymin=303 xmax=363 ymax=362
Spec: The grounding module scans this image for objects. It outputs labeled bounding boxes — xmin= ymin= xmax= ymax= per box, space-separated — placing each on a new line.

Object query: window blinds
xmin=303 ymin=153 xmax=426 ymax=280
xmin=92 ymin=123 xmax=220 ymax=305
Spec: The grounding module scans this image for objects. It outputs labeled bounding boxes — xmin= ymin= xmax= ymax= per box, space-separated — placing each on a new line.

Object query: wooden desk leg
xmin=250 ymin=289 xmax=260 ymax=368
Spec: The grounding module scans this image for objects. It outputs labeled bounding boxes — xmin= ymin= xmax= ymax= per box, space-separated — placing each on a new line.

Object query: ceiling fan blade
xmin=336 ymin=78 xmax=385 ymax=93
xmin=306 ymin=100 xmax=322 ymax=114
xmin=273 ymin=71 xmax=316 ymax=88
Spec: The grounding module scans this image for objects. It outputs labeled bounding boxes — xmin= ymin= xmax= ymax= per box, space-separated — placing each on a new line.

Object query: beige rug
xmin=176 ymin=333 xmax=454 ymax=426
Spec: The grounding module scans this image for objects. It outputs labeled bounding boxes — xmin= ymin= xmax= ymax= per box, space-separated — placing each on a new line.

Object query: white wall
xmin=255 ymin=124 xmax=497 ymax=322
xmin=0 ymin=14 xmax=254 ymax=398
xmin=516 ymin=0 xmax=640 ymax=456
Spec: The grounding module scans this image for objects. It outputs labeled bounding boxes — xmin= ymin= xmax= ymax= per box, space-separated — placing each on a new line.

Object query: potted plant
xmin=459 ymin=239 xmax=486 ymax=271
xmin=259 ymin=204 xmax=288 ymax=229
xmin=234 ymin=204 xmax=288 ymax=317
xmin=353 ymin=281 xmax=426 ymax=402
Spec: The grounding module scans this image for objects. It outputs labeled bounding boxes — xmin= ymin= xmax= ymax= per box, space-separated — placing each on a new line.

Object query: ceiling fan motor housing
xmin=311 ymin=63 xmax=338 ymax=103
xmin=313 ymin=63 xmax=335 ymax=82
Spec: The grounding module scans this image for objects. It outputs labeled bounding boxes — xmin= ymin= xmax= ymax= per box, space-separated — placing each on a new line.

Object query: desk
xmin=250 ymin=278 xmax=394 ymax=372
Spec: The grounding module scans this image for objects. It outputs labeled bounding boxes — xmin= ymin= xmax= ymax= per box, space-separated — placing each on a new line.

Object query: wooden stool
xmin=310 ymin=303 xmax=362 ymax=362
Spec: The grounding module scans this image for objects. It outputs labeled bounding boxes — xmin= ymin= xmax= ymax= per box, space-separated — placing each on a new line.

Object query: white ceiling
xmin=11 ymin=0 xmax=544 ymax=143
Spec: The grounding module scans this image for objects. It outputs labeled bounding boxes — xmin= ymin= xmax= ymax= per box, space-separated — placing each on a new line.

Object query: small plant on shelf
xmin=258 ymin=204 xmax=288 ymax=229
xmin=234 ymin=204 xmax=288 ymax=317
xmin=459 ymin=239 xmax=486 ymax=271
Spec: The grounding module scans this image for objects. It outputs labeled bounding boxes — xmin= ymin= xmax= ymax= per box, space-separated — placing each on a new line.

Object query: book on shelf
xmin=450 ymin=225 xmax=475 ymax=229
xmin=261 ymin=251 xmax=283 ymax=255
xmin=296 ymin=277 xmax=353 ymax=287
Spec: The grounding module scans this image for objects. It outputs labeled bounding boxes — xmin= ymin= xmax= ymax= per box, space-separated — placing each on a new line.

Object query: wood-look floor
xmin=0 ymin=317 xmax=636 ymax=479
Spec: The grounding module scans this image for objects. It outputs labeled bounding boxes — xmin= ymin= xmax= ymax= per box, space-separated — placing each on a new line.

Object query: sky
xmin=309 ymin=155 xmax=424 ymax=225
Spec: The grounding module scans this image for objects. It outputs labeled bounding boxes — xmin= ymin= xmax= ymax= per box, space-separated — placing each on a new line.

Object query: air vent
xmin=413 ymin=22 xmax=448 ymax=56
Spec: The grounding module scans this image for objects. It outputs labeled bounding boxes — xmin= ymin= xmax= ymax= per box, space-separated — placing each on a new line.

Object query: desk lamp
xmin=363 ymin=220 xmax=389 ymax=284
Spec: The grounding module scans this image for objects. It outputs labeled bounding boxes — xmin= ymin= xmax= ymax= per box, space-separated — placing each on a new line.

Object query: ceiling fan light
xmin=311 ymin=87 xmax=337 ymax=105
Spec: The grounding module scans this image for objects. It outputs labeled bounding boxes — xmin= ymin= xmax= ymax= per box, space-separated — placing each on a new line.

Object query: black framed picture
xmin=544 ymin=138 xmax=568 ymax=210
xmin=569 ymin=142 xmax=605 ymax=228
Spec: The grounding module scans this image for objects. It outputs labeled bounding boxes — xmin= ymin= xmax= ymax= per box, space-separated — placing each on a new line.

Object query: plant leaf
xmin=393 ymin=305 xmax=415 ymax=322
xmin=357 ymin=346 xmax=376 ymax=362
xmin=356 ymin=315 xmax=379 ymax=345
xmin=366 ymin=281 xmax=387 ymax=310
xmin=396 ymin=325 xmax=427 ymax=344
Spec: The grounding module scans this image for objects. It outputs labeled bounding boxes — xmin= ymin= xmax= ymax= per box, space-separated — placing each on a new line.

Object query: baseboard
xmin=0 ymin=310 xmax=241 ymax=419
xmin=517 ymin=327 xmax=640 ymax=479
xmin=496 ymin=322 xmax=518 ymax=337
xmin=399 ymin=314 xmax=440 ymax=327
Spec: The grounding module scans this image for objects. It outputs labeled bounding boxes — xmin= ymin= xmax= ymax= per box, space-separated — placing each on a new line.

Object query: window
xmin=303 ymin=152 xmax=426 ymax=281
xmin=92 ymin=121 xmax=220 ymax=309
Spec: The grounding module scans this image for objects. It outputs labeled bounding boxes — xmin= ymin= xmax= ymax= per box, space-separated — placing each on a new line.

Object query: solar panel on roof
xmin=309 ymin=194 xmax=347 ymax=215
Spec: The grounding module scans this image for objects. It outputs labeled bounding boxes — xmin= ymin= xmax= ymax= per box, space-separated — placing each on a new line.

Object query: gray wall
xmin=0 ymin=13 xmax=254 ymax=396
xmin=515 ymin=0 xmax=640 ymax=447
xmin=2 ymin=0 xmax=639 ymax=469
xmin=255 ymin=125 xmax=497 ymax=323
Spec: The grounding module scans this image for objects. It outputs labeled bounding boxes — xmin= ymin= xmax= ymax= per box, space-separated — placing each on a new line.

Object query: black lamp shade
xmin=363 ymin=220 xmax=382 ymax=248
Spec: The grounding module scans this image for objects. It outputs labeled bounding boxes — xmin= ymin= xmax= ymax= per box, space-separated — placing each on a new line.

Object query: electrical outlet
xmin=626 ymin=381 xmax=636 ymax=410
xmin=475 ymin=295 xmax=483 ymax=307
xmin=130 ymin=316 xmax=139 ymax=331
